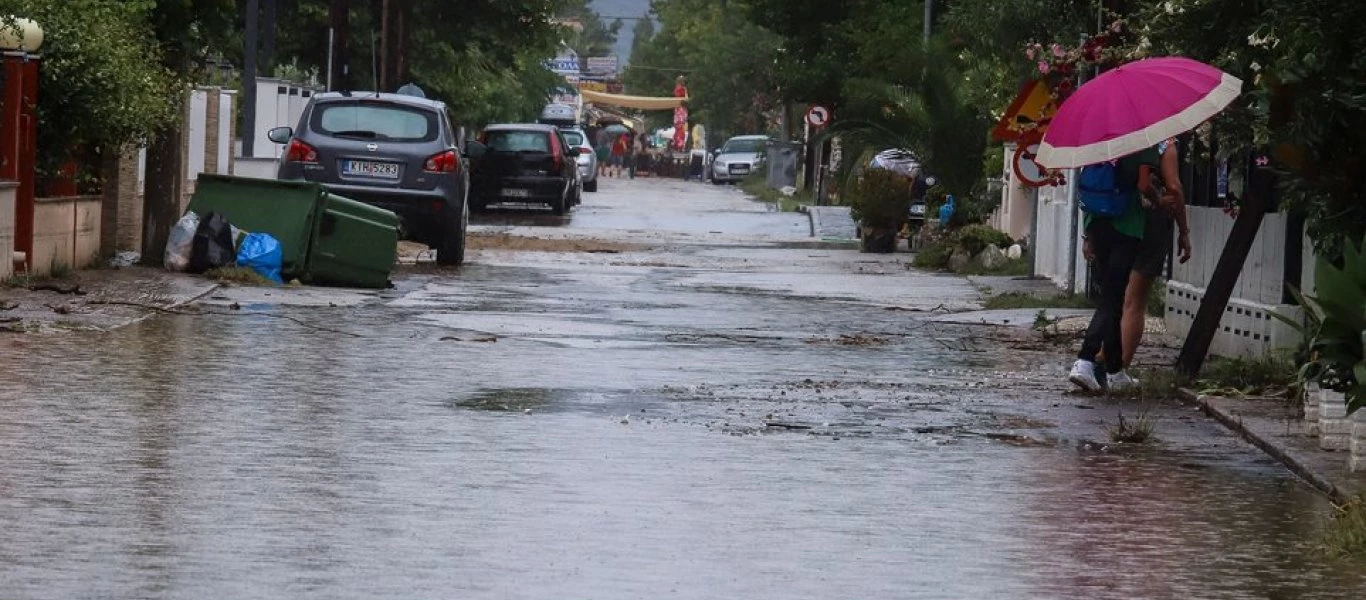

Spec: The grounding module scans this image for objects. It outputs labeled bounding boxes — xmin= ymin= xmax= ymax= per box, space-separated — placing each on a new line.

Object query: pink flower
xmin=1051 ymin=43 xmax=1065 ymax=58
xmin=1038 ymin=61 xmax=1051 ymax=74
xmin=1026 ymin=47 xmax=1037 ymax=60
xmin=1110 ymin=20 xmax=1123 ymax=33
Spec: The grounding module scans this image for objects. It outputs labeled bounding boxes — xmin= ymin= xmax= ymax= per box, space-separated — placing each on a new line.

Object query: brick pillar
xmin=100 ymin=145 xmax=144 ymax=256
xmin=204 ymin=87 xmax=221 ymax=176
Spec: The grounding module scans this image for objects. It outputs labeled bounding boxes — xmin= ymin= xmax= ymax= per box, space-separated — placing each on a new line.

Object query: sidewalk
xmin=801 ymin=205 xmax=858 ymax=241
xmin=1 ymin=266 xmax=218 ymax=333
xmin=1182 ymin=389 xmax=1366 ymax=503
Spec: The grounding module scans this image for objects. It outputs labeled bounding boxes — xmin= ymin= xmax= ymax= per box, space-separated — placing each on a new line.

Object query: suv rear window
xmin=562 ymin=131 xmax=586 ymax=146
xmin=485 ymin=130 xmax=551 ymax=153
xmin=312 ymin=102 xmax=437 ymax=142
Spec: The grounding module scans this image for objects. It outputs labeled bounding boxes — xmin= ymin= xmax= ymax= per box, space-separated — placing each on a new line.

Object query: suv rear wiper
xmin=332 ymin=130 xmax=380 ymax=139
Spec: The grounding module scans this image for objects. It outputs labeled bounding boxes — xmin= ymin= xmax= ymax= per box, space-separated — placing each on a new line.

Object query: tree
xmin=0 ymin=1 xmax=174 ymax=179
xmin=559 ymin=0 xmax=622 ymax=63
xmin=140 ymin=0 xmax=237 ymax=263
xmin=624 ymin=0 xmax=781 ymax=139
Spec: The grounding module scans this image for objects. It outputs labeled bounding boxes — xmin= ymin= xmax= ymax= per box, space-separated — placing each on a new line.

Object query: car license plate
xmin=501 ymin=188 xmax=531 ymax=198
xmin=729 ymin=164 xmax=750 ymax=174
xmin=910 ymin=204 xmax=926 ymax=215
xmin=342 ymin=160 xmax=399 ymax=179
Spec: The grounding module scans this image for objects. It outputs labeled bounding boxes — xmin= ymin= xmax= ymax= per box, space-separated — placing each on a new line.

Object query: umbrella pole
xmin=1175 ymin=192 xmax=1271 ymax=377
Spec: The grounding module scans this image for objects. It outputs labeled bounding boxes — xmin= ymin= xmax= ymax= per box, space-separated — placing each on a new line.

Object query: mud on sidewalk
xmin=0 ymin=266 xmax=218 ymax=333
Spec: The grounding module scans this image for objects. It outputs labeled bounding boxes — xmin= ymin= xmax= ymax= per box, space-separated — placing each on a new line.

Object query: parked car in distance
xmin=710 ymin=135 xmax=769 ymax=184
xmin=560 ymin=127 xmax=597 ymax=192
xmin=269 ymin=91 xmax=474 ymax=265
xmin=469 ymin=124 xmax=582 ymax=215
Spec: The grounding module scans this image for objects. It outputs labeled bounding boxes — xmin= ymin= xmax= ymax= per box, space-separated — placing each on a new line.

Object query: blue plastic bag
xmin=235 ymin=232 xmax=284 ymax=283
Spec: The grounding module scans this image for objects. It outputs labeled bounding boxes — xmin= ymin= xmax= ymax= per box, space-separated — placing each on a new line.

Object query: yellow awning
xmin=581 ymin=89 xmax=689 ymax=111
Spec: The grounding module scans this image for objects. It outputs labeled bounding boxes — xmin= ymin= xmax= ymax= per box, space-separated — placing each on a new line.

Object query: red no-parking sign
xmin=805 ymin=105 xmax=831 ymax=128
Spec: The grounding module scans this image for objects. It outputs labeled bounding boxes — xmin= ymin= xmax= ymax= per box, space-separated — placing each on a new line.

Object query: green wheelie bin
xmin=185 ymin=174 xmax=399 ymax=288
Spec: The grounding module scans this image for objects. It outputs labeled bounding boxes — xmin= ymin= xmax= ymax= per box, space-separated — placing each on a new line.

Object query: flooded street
xmin=3 ymin=178 xmax=1364 ymax=599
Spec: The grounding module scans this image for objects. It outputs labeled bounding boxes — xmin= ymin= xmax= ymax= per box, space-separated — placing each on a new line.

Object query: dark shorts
xmin=609 ymin=155 xmax=625 ymax=167
xmin=1133 ymin=210 xmax=1173 ymax=279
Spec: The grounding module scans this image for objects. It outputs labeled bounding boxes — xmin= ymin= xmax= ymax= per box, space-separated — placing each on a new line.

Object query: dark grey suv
xmin=269 ymin=92 xmax=475 ymax=265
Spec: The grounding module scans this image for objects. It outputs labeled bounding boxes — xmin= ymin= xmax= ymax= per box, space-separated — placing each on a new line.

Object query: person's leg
xmin=1100 ymin=237 xmax=1140 ymax=375
xmin=1077 ymin=225 xmax=1116 ymax=364
xmin=1121 ymin=271 xmax=1154 ymax=368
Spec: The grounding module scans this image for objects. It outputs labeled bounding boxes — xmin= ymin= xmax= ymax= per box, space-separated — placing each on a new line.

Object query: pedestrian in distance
xmin=610 ymin=133 xmax=629 ymax=178
xmin=596 ymin=139 xmax=611 ymax=179
xmin=630 ymin=132 xmax=645 ymax=179
xmin=1068 ymin=145 xmax=1163 ymax=393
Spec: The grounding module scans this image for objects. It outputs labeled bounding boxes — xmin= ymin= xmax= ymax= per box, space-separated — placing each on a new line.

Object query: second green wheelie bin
xmin=307 ymin=192 xmax=400 ymax=289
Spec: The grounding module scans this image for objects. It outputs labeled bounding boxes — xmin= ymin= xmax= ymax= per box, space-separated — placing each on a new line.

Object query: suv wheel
xmin=436 ymin=202 xmax=467 ymax=266
xmin=551 ymin=191 xmax=568 ymax=216
xmin=584 ymin=179 xmax=597 ymax=192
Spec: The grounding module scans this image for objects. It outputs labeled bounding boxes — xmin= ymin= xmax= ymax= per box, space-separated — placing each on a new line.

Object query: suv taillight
xmin=424 ymin=150 xmax=459 ymax=173
xmin=285 ymin=139 xmax=317 ymax=163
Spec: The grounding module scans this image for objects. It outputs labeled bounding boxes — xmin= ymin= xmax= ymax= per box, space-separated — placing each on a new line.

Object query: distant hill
xmin=590 ymin=0 xmax=652 ymax=63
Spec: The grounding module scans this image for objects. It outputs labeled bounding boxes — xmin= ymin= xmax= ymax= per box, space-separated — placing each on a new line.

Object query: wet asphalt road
xmin=3 ymin=177 xmax=1366 ymax=599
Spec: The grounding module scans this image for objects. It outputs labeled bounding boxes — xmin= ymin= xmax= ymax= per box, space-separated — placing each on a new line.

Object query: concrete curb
xmin=1179 ymin=387 xmax=1364 ymax=503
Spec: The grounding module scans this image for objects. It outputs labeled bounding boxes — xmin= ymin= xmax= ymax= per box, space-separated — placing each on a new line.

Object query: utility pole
xmin=243 ymin=0 xmax=259 ymax=160
xmin=262 ymin=0 xmax=277 ymax=75
xmin=923 ymin=0 xmax=932 ymax=44
xmin=328 ymin=0 xmax=350 ymax=92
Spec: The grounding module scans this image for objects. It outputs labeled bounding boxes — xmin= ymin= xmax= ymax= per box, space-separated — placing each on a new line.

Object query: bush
xmin=955 ymin=224 xmax=1013 ymax=256
xmin=912 ymin=239 xmax=953 ymax=269
xmin=848 ymin=168 xmax=911 ymax=229
xmin=1288 ymin=235 xmax=1366 ymax=414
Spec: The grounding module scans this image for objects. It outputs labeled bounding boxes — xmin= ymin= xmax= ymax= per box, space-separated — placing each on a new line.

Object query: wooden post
xmin=1175 ymin=191 xmax=1270 ymax=377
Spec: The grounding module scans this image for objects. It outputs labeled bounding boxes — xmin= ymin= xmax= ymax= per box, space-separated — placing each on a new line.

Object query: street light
xmin=0 ymin=17 xmax=44 ymax=52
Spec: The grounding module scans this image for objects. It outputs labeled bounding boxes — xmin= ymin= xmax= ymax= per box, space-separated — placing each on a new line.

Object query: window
xmin=723 ymin=138 xmax=766 ymax=154
xmin=562 ymin=131 xmax=586 ymax=146
xmin=313 ymin=102 xmax=436 ymax=142
xmin=485 ymin=130 xmax=550 ymax=153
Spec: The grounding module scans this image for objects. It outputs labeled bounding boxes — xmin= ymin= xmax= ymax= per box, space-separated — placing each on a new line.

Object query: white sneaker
xmin=1068 ymin=360 xmax=1102 ymax=392
xmin=1107 ymin=371 xmax=1140 ymax=392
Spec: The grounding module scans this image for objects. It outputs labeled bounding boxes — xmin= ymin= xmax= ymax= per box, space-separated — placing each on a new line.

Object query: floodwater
xmin=3 ymin=179 xmax=1364 ymax=599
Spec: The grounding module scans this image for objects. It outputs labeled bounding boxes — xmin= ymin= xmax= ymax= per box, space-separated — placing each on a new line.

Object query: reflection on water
xmin=2 ymin=286 xmax=1365 ymax=598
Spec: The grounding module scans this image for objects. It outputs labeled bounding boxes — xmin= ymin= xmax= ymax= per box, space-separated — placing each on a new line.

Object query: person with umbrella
xmin=1035 ymin=57 xmax=1242 ymax=392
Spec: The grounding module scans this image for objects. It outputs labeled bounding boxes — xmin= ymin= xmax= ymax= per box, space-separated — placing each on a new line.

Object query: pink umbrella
xmin=1035 ymin=57 xmax=1242 ymax=169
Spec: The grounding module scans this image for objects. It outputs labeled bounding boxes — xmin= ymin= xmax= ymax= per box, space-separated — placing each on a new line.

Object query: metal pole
xmin=243 ymin=0 xmax=259 ymax=159
xmin=326 ymin=28 xmax=334 ymax=91
xmin=262 ymin=0 xmax=277 ymax=74
xmin=923 ymin=0 xmax=932 ymax=44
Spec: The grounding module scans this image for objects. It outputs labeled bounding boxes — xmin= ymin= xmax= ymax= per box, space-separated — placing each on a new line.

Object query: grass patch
xmin=1147 ymin=278 xmax=1167 ymax=317
xmin=204 ymin=266 xmax=274 ymax=286
xmin=1107 ymin=410 xmax=1157 ymax=443
xmin=1196 ymin=353 xmax=1299 ymax=397
xmin=982 ymin=291 xmax=1095 ymax=311
xmin=1324 ymin=496 xmax=1366 ymax=557
xmin=740 ymin=173 xmax=813 ymax=212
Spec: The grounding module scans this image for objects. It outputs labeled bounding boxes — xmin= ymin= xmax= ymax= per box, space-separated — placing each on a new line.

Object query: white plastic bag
xmin=164 ymin=211 xmax=200 ymax=272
